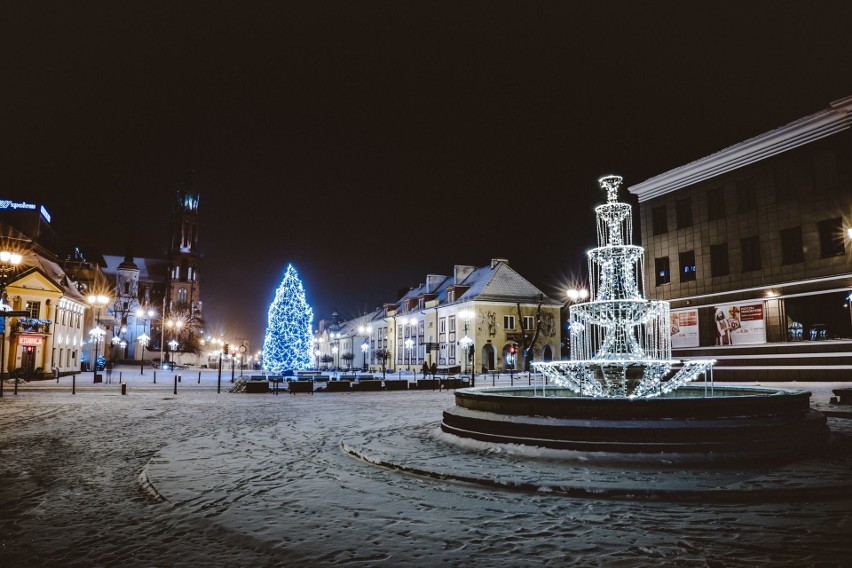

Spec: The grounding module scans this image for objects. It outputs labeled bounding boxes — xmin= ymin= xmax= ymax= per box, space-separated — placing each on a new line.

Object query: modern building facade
xmin=629 ymin=95 xmax=852 ymax=380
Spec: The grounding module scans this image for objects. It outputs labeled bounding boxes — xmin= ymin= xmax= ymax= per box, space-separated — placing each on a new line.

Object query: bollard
xmin=72 ymin=373 xmax=76 ymax=395
xmin=178 ymin=375 xmax=182 ymax=383
xmin=511 ymin=373 xmax=514 ymax=387
xmin=492 ymin=372 xmax=495 ymax=387
xmin=198 ymin=371 xmax=201 ymax=384
xmin=154 ymin=371 xmax=157 ymax=384
xmin=528 ymin=372 xmax=531 ymax=386
xmin=119 ymin=372 xmax=123 ymax=382
xmin=174 ymin=375 xmax=178 ymax=395
xmin=121 ymin=383 xmax=127 ymax=395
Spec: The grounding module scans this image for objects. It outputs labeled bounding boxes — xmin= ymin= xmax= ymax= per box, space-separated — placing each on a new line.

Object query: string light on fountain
xmin=533 ymin=175 xmax=714 ymax=398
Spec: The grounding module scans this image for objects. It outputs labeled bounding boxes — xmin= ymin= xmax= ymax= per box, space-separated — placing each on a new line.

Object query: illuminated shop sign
xmin=18 ymin=335 xmax=43 ymax=346
xmin=40 ymin=205 xmax=51 ymax=223
xmin=0 ymin=200 xmax=37 ymax=211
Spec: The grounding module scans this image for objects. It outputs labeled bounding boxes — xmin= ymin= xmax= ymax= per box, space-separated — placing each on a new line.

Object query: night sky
xmin=5 ymin=1 xmax=852 ymax=347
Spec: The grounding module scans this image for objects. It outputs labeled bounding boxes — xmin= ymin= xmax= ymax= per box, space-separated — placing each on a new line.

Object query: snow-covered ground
xmin=1 ymin=367 xmax=851 ymax=566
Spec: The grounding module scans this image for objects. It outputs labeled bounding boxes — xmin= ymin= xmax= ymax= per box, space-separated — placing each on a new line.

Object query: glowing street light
xmin=87 ymin=294 xmax=110 ymax=380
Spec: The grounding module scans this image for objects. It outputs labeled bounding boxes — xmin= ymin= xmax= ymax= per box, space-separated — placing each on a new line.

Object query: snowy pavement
xmin=1 ymin=369 xmax=851 ymax=566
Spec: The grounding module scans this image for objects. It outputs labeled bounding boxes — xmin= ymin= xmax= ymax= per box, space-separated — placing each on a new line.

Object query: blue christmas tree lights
xmin=262 ymin=264 xmax=314 ymax=371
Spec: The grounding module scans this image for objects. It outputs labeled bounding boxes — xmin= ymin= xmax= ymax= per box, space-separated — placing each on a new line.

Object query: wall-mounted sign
xmin=0 ymin=200 xmax=37 ymax=211
xmin=18 ymin=335 xmax=43 ymax=346
xmin=40 ymin=205 xmax=51 ymax=223
xmin=713 ymin=302 xmax=766 ymax=346
xmin=670 ymin=308 xmax=700 ymax=348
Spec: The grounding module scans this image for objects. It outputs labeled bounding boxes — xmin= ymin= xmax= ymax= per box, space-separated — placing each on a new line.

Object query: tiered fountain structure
xmin=442 ymin=176 xmax=828 ymax=460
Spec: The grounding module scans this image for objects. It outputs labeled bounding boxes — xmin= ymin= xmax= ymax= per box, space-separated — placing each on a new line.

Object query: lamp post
xmin=87 ymin=294 xmax=110 ymax=380
xmin=168 ymin=338 xmax=178 ymax=371
xmin=406 ymin=317 xmax=417 ymax=370
xmin=358 ymin=325 xmax=372 ymax=371
xmin=137 ymin=333 xmax=150 ymax=375
xmin=459 ymin=309 xmax=475 ymax=386
xmin=404 ymin=338 xmax=414 ymax=371
xmin=332 ymin=345 xmax=339 ymax=372
xmin=0 ymin=250 xmax=23 ymax=398
xmin=165 ymin=319 xmax=183 ymax=369
xmin=314 ymin=348 xmax=321 ymax=371
xmin=135 ymin=308 xmax=156 ymax=374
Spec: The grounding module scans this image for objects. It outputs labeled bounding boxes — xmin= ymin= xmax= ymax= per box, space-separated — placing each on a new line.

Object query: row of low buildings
xmin=0 ymin=179 xmax=207 ymax=379
xmin=313 ymin=259 xmax=563 ymax=374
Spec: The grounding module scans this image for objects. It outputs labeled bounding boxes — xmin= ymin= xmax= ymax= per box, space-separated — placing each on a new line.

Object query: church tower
xmin=166 ymin=174 xmax=202 ymax=325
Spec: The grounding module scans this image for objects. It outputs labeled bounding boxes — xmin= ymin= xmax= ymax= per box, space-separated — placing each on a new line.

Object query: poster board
xmin=712 ymin=302 xmax=766 ymax=346
xmin=670 ymin=309 xmax=700 ymax=348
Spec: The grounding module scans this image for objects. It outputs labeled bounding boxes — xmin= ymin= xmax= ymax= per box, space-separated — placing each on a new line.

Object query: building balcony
xmin=15 ymin=318 xmax=51 ymax=334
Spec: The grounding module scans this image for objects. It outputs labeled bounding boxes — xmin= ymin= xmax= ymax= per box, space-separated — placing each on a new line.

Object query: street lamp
xmin=459 ymin=309 xmax=475 ymax=386
xmin=165 ymin=319 xmax=184 ymax=368
xmin=168 ymin=338 xmax=178 ymax=370
xmin=406 ymin=317 xmax=417 ymax=370
xmin=358 ymin=324 xmax=372 ymax=371
xmin=135 ymin=308 xmax=156 ymax=374
xmin=404 ymin=337 xmax=414 ymax=370
xmin=87 ymin=294 xmax=110 ymax=380
xmin=566 ymin=288 xmax=589 ymax=303
xmin=137 ymin=333 xmax=150 ymax=374
xmin=0 ymin=249 xmax=23 ymax=398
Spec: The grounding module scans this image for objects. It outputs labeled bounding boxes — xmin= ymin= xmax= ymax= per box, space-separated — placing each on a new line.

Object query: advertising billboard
xmin=670 ymin=308 xmax=700 ymax=348
xmin=713 ymin=302 xmax=766 ymax=346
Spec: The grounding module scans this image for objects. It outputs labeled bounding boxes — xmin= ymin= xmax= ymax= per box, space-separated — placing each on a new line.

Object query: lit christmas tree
xmin=262 ymin=264 xmax=314 ymax=371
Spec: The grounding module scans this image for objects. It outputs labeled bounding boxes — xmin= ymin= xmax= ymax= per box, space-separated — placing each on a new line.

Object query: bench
xmin=832 ymin=388 xmax=852 ymax=405
xmin=326 ymin=380 xmax=351 ymax=392
xmin=339 ymin=375 xmax=358 ymax=381
xmin=383 ymin=379 xmax=409 ymax=391
xmin=289 ymin=380 xmax=314 ymax=394
xmin=441 ymin=378 xmax=469 ymax=390
xmin=268 ymin=375 xmax=284 ymax=394
xmin=245 ymin=381 xmax=269 ymax=394
xmin=352 ymin=379 xmax=382 ymax=392
xmin=415 ymin=379 xmax=440 ymax=390
xmin=311 ymin=375 xmax=330 ymax=382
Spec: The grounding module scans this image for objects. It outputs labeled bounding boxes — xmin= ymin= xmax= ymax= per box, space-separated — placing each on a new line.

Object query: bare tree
xmin=516 ymin=294 xmax=546 ymax=372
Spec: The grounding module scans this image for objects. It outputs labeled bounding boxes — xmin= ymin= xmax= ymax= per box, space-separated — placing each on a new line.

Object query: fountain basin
xmin=441 ymin=385 xmax=829 ymax=460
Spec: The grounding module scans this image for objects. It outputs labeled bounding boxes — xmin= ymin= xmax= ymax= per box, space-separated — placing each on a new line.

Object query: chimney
xmin=491 ymin=258 xmax=509 ymax=269
xmin=425 ymin=274 xmax=445 ymax=293
xmin=454 ymin=265 xmax=476 ymax=284
xmin=331 ymin=311 xmax=339 ymax=325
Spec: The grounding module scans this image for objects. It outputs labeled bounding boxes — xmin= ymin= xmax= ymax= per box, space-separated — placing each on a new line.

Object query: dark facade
xmin=630 ymin=95 xmax=852 ymax=381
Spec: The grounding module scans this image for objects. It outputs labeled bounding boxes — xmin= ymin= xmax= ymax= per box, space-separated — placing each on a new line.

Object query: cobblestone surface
xmin=1 ymin=382 xmax=851 ymax=566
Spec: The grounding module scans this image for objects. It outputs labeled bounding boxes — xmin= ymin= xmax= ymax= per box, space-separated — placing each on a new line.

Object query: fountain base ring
xmin=441 ymin=386 xmax=829 ymax=461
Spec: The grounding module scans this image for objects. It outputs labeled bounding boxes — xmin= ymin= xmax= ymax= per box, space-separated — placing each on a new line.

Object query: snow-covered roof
xmin=102 ymin=254 xmax=168 ymax=282
xmin=458 ymin=261 xmax=560 ymax=306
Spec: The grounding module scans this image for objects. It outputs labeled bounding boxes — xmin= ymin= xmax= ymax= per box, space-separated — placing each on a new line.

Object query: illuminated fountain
xmin=536 ymin=175 xmax=714 ymax=398
xmin=442 ymin=176 xmax=828 ymax=459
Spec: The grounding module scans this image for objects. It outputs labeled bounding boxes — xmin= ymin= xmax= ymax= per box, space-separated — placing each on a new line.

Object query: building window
xmin=675 ymin=197 xmax=692 ymax=229
xmin=780 ymin=227 xmax=804 ymax=264
xmin=652 ymin=205 xmax=668 ymax=235
xmin=679 ymin=251 xmax=696 ymax=282
xmin=741 ymin=236 xmax=762 ymax=272
xmin=818 ymin=218 xmax=845 ymax=258
xmin=447 ymin=290 xmax=455 ymax=302
xmin=177 ymin=288 xmax=188 ymax=306
xmin=503 ymin=315 xmax=515 ymax=330
xmin=26 ymin=301 xmax=40 ymax=318
xmin=523 ymin=316 xmax=535 ymax=330
xmin=736 ymin=178 xmax=757 ymax=212
xmin=654 ymin=257 xmax=670 ymax=286
xmin=706 ymin=188 xmax=725 ymax=220
xmin=710 ymin=243 xmax=729 ymax=277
